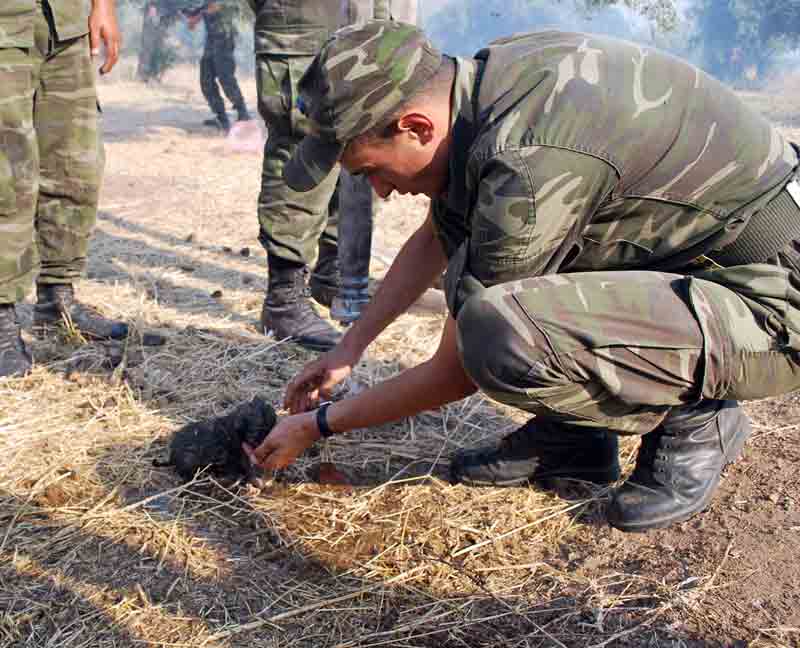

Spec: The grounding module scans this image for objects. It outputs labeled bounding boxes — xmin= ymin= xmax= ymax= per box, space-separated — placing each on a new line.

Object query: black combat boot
xmin=0 ymin=304 xmax=32 ymax=378
xmin=236 ymin=106 xmax=252 ymax=122
xmin=308 ymin=242 xmax=340 ymax=309
xmin=34 ymin=283 xmax=129 ymax=341
xmin=607 ymin=400 xmax=751 ymax=532
xmin=260 ymin=259 xmax=341 ymax=351
xmin=203 ymin=114 xmax=230 ymax=132
xmin=450 ymin=418 xmax=620 ymax=487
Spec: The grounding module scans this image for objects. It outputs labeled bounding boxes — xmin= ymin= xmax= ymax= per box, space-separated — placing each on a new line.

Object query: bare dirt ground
xmin=0 ymin=62 xmax=798 ymax=648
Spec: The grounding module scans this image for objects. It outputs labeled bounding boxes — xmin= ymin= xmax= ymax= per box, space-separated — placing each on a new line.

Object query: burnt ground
xmin=0 ymin=62 xmax=798 ymax=648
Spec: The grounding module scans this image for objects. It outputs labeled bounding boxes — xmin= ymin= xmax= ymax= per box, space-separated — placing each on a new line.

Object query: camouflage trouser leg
xmin=456 ymin=270 xmax=800 ymax=435
xmin=256 ymin=53 xmax=338 ymax=267
xmin=0 ymin=48 xmax=38 ymax=304
xmin=36 ymin=30 xmax=103 ymax=286
xmin=0 ymin=7 xmax=101 ymax=302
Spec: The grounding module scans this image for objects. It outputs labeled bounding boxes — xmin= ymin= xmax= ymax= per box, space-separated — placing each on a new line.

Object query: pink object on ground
xmin=224 ymin=120 xmax=266 ymax=154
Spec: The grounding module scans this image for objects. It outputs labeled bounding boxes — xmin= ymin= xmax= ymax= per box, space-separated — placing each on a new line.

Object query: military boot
xmin=204 ymin=114 xmax=230 ymax=133
xmin=34 ymin=283 xmax=129 ymax=341
xmin=308 ymin=243 xmax=340 ymax=309
xmin=607 ymin=400 xmax=751 ymax=532
xmin=450 ymin=418 xmax=620 ymax=487
xmin=260 ymin=260 xmax=341 ymax=351
xmin=0 ymin=304 xmax=32 ymax=378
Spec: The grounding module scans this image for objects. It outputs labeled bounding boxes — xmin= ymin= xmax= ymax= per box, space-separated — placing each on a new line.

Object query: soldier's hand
xmin=89 ymin=0 xmax=121 ymax=75
xmin=243 ymin=413 xmax=319 ymax=471
xmin=284 ymin=346 xmax=359 ymax=414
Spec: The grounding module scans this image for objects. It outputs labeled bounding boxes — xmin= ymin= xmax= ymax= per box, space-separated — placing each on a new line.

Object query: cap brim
xmin=284 ymin=136 xmax=345 ymax=192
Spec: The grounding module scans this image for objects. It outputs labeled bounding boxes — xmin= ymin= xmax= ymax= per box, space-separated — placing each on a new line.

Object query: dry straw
xmin=1 ymin=64 xmax=797 ymax=648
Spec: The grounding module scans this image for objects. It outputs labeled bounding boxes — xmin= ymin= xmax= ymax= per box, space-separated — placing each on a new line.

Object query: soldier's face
xmin=342 ymin=114 xmax=449 ymax=199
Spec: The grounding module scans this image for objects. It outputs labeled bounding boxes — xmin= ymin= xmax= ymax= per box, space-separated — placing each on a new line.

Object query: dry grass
xmin=1 ymin=62 xmax=799 ymax=648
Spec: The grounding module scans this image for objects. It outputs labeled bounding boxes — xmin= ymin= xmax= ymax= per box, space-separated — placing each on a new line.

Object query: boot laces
xmin=629 ymin=430 xmax=670 ymax=486
xmin=0 ymin=308 xmax=19 ymax=351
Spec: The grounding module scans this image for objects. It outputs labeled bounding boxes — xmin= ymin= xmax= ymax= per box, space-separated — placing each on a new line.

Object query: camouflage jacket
xmin=246 ymin=0 xmax=390 ymax=56
xmin=434 ymin=31 xmax=798 ymax=306
xmin=0 ymin=0 xmax=90 ymax=48
xmin=341 ymin=0 xmax=392 ymax=24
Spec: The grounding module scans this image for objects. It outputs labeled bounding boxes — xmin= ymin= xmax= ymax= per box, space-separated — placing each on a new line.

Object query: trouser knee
xmin=456 ymin=290 xmax=556 ymax=404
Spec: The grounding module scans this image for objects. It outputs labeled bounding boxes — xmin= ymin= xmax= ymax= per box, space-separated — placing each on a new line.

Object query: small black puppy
xmin=154 ymin=397 xmax=277 ymax=486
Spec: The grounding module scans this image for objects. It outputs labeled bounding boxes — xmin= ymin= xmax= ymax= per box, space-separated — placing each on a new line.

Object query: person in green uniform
xmin=245 ymin=22 xmax=800 ymax=532
xmin=187 ymin=0 xmax=251 ymax=132
xmin=0 ymin=0 xmax=141 ymax=378
xmin=248 ymin=0 xmax=390 ymax=352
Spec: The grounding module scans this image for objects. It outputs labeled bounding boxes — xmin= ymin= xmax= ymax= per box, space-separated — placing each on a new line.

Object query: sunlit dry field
xmin=0 ymin=61 xmax=798 ymax=647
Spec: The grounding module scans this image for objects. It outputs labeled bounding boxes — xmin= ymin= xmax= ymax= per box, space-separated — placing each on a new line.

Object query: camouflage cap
xmin=284 ymin=20 xmax=443 ymax=192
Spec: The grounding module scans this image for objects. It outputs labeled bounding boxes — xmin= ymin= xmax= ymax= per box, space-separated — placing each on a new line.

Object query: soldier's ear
xmin=396 ymin=113 xmax=435 ymax=144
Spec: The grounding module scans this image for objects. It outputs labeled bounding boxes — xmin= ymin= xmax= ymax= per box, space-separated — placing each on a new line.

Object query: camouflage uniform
xmin=433 ymin=31 xmax=800 ymax=435
xmin=343 ymin=0 xmax=415 ymax=23
xmin=247 ymin=0 xmax=389 ymax=268
xmin=285 ymin=24 xmax=800 ymax=434
xmin=0 ymin=0 xmax=102 ymax=304
xmin=200 ymin=0 xmax=248 ymax=123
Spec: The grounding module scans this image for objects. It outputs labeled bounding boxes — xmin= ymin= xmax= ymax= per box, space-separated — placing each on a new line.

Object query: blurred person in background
xmin=186 ymin=0 xmax=251 ymax=132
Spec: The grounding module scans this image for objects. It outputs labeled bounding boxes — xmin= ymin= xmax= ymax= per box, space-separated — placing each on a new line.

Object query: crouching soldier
xmin=246 ymin=22 xmax=800 ymax=532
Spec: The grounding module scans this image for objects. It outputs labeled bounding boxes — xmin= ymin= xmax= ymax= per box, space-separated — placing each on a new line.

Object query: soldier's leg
xmin=308 ymin=178 xmax=340 ymax=309
xmin=211 ymin=31 xmax=249 ymax=121
xmin=0 ymin=46 xmax=39 ymax=376
xmin=199 ymin=37 xmax=228 ymax=129
xmin=256 ymin=55 xmax=338 ymax=267
xmin=454 ymin=270 xmax=799 ymax=529
xmin=32 ymin=25 xmax=130 ymax=341
xmin=255 ymin=54 xmax=340 ymax=350
xmin=326 ymin=172 xmax=375 ymax=324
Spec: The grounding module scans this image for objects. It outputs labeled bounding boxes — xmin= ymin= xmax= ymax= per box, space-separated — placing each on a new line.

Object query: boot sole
xmin=608 ymin=414 xmax=752 ymax=532
xmin=453 ymin=466 xmax=620 ymax=488
xmin=32 ymin=320 xmax=128 ymax=341
xmin=291 ymin=336 xmax=338 ymax=352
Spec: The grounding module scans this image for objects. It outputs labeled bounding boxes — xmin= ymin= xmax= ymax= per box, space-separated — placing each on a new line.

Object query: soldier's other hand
xmin=283 ymin=346 xmax=358 ymax=414
xmin=243 ymin=413 xmax=319 ymax=471
xmin=89 ymin=0 xmax=121 ymax=75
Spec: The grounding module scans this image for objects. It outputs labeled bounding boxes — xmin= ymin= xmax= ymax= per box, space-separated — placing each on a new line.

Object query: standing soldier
xmin=188 ymin=0 xmax=251 ymax=132
xmin=249 ymin=0 xmax=390 ymax=351
xmin=0 ymin=0 xmax=140 ymax=378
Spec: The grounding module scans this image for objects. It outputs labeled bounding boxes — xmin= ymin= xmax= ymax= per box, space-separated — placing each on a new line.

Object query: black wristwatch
xmin=316 ymin=401 xmax=334 ymax=439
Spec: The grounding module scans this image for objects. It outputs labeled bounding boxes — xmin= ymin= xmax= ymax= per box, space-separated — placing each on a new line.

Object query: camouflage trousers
xmin=200 ymin=29 xmax=246 ymax=119
xmin=455 ymin=253 xmax=800 ymax=435
xmin=0 ymin=5 xmax=102 ymax=304
xmin=256 ymin=53 xmax=340 ymax=267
